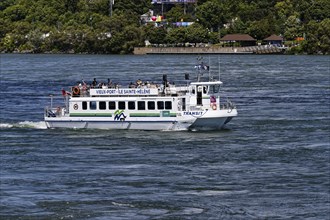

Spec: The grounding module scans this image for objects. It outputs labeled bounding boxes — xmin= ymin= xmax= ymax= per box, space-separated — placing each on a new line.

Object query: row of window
xmin=81 ymin=101 xmax=172 ymax=111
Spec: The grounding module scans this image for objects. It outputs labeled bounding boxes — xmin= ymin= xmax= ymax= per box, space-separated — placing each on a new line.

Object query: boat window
xmin=165 ymin=101 xmax=172 ymax=110
xmin=99 ymin=101 xmax=106 ymax=110
xmin=157 ymin=101 xmax=164 ymax=110
xmin=82 ymin=101 xmax=87 ymax=110
xmin=109 ymin=101 xmax=116 ymax=110
xmin=211 ymin=85 xmax=220 ymax=93
xmin=128 ymin=101 xmax=135 ymax=110
xmin=148 ymin=101 xmax=155 ymax=110
xmin=138 ymin=101 xmax=145 ymax=110
xmin=118 ymin=101 xmax=125 ymax=110
xmin=203 ymin=86 xmax=207 ymax=94
xmin=90 ymin=101 xmax=97 ymax=110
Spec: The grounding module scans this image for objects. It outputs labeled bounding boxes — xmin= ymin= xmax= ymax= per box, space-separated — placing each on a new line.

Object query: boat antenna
xmin=218 ymin=56 xmax=221 ymax=81
xmin=208 ymin=56 xmax=211 ymax=81
xmin=196 ymin=56 xmax=203 ymax=82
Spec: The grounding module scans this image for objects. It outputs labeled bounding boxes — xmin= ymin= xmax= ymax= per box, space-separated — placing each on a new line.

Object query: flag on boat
xmin=61 ymin=89 xmax=71 ymax=96
xmin=194 ymin=63 xmax=209 ymax=71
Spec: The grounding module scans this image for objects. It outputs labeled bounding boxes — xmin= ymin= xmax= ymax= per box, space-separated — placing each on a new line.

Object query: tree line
xmin=0 ymin=0 xmax=329 ymax=54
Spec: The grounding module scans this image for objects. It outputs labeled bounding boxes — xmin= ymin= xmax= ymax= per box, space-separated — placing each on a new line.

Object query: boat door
xmin=197 ymin=86 xmax=202 ymax=105
xmin=177 ymin=98 xmax=186 ymax=111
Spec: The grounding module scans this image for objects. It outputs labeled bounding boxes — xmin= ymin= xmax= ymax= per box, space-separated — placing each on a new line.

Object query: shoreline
xmin=133 ymin=46 xmax=287 ymax=55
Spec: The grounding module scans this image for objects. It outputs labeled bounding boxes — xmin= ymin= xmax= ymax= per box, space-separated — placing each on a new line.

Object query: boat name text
xmin=90 ymin=88 xmax=158 ymax=96
xmin=183 ymin=111 xmax=204 ymax=116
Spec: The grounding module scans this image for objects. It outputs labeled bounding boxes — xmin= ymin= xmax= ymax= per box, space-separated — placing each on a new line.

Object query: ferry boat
xmin=44 ymin=62 xmax=237 ymax=131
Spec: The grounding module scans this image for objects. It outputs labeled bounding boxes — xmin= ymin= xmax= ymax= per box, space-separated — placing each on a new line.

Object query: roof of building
xmin=264 ymin=34 xmax=283 ymax=41
xmin=220 ymin=34 xmax=256 ymax=41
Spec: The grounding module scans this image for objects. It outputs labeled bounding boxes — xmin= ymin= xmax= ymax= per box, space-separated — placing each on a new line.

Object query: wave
xmin=0 ymin=121 xmax=47 ymax=129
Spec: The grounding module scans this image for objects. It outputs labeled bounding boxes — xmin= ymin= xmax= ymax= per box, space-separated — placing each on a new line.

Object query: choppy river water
xmin=0 ymin=54 xmax=329 ymax=219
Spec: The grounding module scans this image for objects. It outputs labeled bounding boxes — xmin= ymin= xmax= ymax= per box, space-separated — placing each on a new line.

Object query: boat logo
xmin=114 ymin=110 xmax=126 ymax=121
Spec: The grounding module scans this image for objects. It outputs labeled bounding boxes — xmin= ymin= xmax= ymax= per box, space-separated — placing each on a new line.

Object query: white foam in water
xmin=0 ymin=123 xmax=14 ymax=128
xmin=18 ymin=121 xmax=48 ymax=129
xmin=0 ymin=121 xmax=47 ymax=129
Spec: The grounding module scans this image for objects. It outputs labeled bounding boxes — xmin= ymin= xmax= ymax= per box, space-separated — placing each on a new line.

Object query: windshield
xmin=210 ymin=85 xmax=220 ymax=94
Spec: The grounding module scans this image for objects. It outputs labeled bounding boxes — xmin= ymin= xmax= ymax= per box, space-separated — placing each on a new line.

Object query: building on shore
xmin=219 ymin=34 xmax=257 ymax=47
xmin=263 ymin=34 xmax=284 ymax=46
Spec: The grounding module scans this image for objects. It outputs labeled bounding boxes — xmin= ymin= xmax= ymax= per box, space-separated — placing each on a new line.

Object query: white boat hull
xmin=189 ymin=109 xmax=236 ymax=130
xmin=46 ymin=120 xmax=176 ymax=130
xmin=44 ymin=109 xmax=237 ymax=131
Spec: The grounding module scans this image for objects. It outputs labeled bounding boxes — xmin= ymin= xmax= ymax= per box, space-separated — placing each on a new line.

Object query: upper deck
xmin=70 ymin=80 xmax=223 ymax=98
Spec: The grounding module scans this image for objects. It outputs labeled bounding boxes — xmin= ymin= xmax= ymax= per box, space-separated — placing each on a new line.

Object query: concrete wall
xmin=133 ymin=46 xmax=284 ymax=55
xmin=133 ymin=47 xmax=249 ymax=55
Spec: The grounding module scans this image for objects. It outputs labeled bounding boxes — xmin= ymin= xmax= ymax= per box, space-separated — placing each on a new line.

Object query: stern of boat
xmin=44 ymin=106 xmax=69 ymax=128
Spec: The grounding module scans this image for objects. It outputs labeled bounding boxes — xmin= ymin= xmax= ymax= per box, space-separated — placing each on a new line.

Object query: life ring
xmin=212 ymin=104 xmax=217 ymax=110
xmin=73 ymin=104 xmax=78 ymax=110
xmin=73 ymin=86 xmax=80 ymax=95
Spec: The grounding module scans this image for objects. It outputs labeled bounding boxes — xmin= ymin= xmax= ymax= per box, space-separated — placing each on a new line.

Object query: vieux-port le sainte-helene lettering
xmin=95 ymin=88 xmax=152 ymax=95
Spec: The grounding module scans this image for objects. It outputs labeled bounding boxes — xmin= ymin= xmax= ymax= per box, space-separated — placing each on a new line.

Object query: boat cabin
xmin=65 ymin=80 xmax=223 ymax=118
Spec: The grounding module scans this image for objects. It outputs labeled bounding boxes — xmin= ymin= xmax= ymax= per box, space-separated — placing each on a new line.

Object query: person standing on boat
xmin=107 ymin=78 xmax=112 ymax=88
xmin=129 ymin=82 xmax=135 ymax=88
xmin=92 ymin=78 xmax=97 ymax=88
xmin=81 ymin=80 xmax=88 ymax=96
xmin=136 ymin=79 xmax=142 ymax=87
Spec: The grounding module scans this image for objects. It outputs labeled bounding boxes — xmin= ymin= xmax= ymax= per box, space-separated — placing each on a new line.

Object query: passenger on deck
xmin=136 ymin=79 xmax=142 ymax=87
xmin=107 ymin=78 xmax=112 ymax=87
xmin=150 ymin=82 xmax=158 ymax=88
xmin=81 ymin=83 xmax=88 ymax=96
xmin=92 ymin=78 xmax=97 ymax=87
xmin=129 ymin=82 xmax=135 ymax=88
xmin=101 ymin=83 xmax=107 ymax=89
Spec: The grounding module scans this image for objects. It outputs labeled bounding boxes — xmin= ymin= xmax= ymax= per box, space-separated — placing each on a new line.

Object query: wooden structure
xmin=219 ymin=34 xmax=257 ymax=47
xmin=264 ymin=34 xmax=283 ymax=45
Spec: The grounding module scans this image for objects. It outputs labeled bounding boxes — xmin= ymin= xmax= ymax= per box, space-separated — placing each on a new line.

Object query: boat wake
xmin=0 ymin=121 xmax=47 ymax=129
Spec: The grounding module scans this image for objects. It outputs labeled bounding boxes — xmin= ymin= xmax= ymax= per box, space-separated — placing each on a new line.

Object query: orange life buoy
xmin=73 ymin=86 xmax=80 ymax=95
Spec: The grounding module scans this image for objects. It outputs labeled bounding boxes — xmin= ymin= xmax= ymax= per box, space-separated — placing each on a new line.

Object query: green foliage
xmin=0 ymin=0 xmax=16 ymax=11
xmin=3 ymin=4 xmax=27 ymax=22
xmin=247 ymin=14 xmax=280 ymax=40
xmin=166 ymin=27 xmax=186 ymax=44
xmin=185 ymin=23 xmax=208 ymax=43
xmin=226 ymin=18 xmax=247 ymax=35
xmin=113 ymin=0 xmax=151 ymax=17
xmin=300 ymin=19 xmax=330 ymax=54
xmin=196 ymin=0 xmax=229 ymax=32
xmin=166 ymin=5 xmax=193 ymax=23
xmin=143 ymin=25 xmax=167 ymax=44
xmin=0 ymin=0 xmax=328 ymax=54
